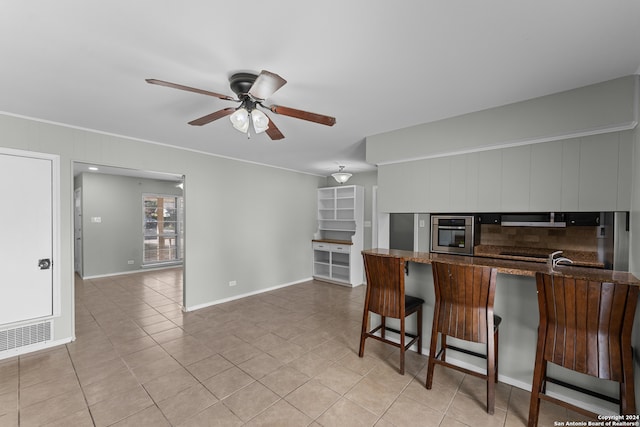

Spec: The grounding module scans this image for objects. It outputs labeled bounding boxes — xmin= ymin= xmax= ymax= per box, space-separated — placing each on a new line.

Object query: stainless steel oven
xmin=430 ymin=215 xmax=477 ymax=256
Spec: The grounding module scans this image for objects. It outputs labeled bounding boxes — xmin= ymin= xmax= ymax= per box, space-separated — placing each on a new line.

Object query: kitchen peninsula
xmin=361 ymin=248 xmax=640 ymax=416
xmin=363 ymin=248 xmax=640 ymax=284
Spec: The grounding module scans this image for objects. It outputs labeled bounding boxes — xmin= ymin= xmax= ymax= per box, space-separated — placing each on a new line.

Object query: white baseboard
xmin=185 ymin=277 xmax=314 ymax=312
xmin=425 ymin=349 xmax=617 ymax=415
xmin=376 ymin=333 xmax=619 ymax=416
xmin=82 ymin=264 xmax=183 ymax=279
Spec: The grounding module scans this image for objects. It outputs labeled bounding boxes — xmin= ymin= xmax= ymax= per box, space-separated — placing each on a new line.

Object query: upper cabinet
xmin=560 ymin=139 xmax=581 ymax=211
xmin=530 ymin=142 xmax=563 ymax=210
xmin=501 ymin=146 xmax=533 ymax=211
xmin=477 ymin=150 xmax=504 ymax=212
xmin=377 ymin=130 xmax=632 ymax=213
xmin=578 ymin=133 xmax=621 ymax=211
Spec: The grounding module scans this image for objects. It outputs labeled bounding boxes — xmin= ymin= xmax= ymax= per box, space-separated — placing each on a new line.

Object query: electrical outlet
xmin=127 ymin=260 xmax=134 ymax=265
xmin=229 ymin=280 xmax=237 ymax=287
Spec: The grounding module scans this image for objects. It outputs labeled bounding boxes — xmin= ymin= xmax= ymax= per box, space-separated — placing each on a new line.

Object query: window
xmin=143 ymin=194 xmax=183 ymax=265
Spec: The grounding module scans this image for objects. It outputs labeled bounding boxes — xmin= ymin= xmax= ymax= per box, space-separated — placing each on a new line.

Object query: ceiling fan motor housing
xmin=229 ymin=72 xmax=258 ymax=97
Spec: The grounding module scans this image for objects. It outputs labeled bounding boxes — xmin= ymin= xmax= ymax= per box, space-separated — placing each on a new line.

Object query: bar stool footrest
xmin=546 ymin=376 xmax=620 ymax=405
xmin=436 ymin=344 xmax=488 ymax=361
xmin=384 ymin=326 xmax=418 ymax=340
xmin=362 ymin=327 xmax=420 ymax=351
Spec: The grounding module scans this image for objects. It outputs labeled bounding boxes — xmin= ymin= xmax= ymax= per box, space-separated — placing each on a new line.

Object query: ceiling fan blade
xmin=146 ymin=79 xmax=235 ymax=101
xmin=265 ymin=117 xmax=285 ymax=140
xmin=248 ymin=70 xmax=287 ymax=100
xmin=188 ymin=108 xmax=236 ymax=126
xmin=268 ymin=105 xmax=336 ymax=126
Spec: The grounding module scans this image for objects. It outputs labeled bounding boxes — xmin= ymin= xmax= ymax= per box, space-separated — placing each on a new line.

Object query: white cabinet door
xmin=501 ymin=145 xmax=531 ymax=211
xmin=428 ymin=156 xmax=451 ymax=211
xmin=579 ymin=134 xmax=619 ymax=210
xmin=477 ymin=150 xmax=502 ymax=212
xmin=463 ymin=152 xmax=480 ymax=211
xmin=530 ymin=142 xmax=563 ymax=210
xmin=561 ymin=139 xmax=580 ymax=211
xmin=617 ymin=132 xmax=633 ymax=211
xmin=0 ymin=152 xmax=54 ymax=324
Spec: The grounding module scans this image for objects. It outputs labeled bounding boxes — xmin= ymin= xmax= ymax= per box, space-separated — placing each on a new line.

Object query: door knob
xmin=38 ymin=258 xmax=51 ymax=270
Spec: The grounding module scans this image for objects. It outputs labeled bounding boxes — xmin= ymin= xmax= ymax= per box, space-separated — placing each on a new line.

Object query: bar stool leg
xmin=358 ymin=308 xmax=369 ymax=358
xmin=417 ymin=307 xmax=423 ymax=355
xmin=494 ymin=329 xmax=499 ymax=383
xmin=528 ymin=359 xmax=546 ymax=426
xmin=486 ymin=338 xmax=495 ymax=415
xmin=621 ymin=348 xmax=636 ymax=414
xmin=425 ymin=329 xmax=438 ymax=389
xmin=623 ymin=382 xmax=636 ymax=415
xmin=441 ymin=335 xmax=447 ymax=361
xmin=399 ymin=316 xmax=405 ymax=375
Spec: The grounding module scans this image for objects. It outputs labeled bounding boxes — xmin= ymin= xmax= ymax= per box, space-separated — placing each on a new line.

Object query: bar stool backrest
xmin=362 ymin=253 xmax=406 ymax=319
xmin=535 ymin=273 xmax=638 ymax=381
xmin=431 ymin=262 xmax=497 ymax=344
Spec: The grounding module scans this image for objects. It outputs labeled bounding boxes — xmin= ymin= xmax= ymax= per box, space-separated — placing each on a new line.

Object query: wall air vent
xmin=0 ymin=321 xmax=52 ymax=353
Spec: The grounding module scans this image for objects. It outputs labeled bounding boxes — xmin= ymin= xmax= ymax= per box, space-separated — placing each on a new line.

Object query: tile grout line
xmin=63 ymin=343 xmax=97 ymax=426
xmin=80 ymin=275 xmax=179 ymax=426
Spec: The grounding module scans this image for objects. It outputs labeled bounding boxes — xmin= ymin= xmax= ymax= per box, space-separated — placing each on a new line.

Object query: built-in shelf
xmin=312 ymin=185 xmax=364 ymax=287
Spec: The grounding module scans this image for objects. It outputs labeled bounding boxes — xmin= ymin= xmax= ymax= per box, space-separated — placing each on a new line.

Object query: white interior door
xmin=0 ymin=152 xmax=54 ymax=324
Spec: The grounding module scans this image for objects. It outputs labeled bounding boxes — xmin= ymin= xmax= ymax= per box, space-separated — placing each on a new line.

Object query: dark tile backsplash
xmin=479 ymin=224 xmax=597 ymax=252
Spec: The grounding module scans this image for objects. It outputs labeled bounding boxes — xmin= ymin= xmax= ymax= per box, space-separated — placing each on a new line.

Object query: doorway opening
xmin=72 ymin=162 xmax=185 ymax=308
xmin=143 ymin=194 xmax=184 ymax=265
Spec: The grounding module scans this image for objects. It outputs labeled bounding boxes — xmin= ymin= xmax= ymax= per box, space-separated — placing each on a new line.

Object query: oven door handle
xmin=437 ymin=226 xmax=467 ymax=230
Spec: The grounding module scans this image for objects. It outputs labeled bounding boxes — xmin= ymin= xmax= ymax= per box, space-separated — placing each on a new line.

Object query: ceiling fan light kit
xmin=250 ymin=109 xmax=269 ymax=134
xmin=146 ymin=70 xmax=336 ymax=140
xmin=229 ymin=105 xmax=270 ymax=136
xmin=332 ymin=166 xmax=352 ymax=184
xmin=229 ymin=108 xmax=250 ymax=133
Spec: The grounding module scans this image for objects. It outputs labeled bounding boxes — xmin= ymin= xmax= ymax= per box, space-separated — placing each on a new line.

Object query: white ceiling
xmin=2 ymin=1 xmax=640 ymax=178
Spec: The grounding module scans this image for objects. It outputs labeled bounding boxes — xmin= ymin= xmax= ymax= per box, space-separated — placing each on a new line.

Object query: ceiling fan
xmin=146 ymin=70 xmax=336 ymax=140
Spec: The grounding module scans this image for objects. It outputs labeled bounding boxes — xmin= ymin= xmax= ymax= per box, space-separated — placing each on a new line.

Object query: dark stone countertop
xmin=362 ymin=248 xmax=640 ymax=285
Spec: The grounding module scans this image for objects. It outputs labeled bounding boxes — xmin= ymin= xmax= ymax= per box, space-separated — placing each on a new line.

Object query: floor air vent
xmin=0 ymin=321 xmax=52 ymax=352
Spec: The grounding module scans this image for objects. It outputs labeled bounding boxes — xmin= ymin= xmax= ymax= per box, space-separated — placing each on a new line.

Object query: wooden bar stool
xmin=528 ymin=272 xmax=638 ymax=426
xmin=426 ymin=261 xmax=500 ymax=414
xmin=359 ymin=252 xmax=424 ymax=375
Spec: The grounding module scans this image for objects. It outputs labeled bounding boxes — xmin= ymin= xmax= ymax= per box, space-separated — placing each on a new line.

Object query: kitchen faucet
xmin=548 ymin=250 xmax=574 ymax=269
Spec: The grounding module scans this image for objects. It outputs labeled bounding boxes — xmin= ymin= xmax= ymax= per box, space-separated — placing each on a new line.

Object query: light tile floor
xmin=0 ymin=268 xmax=598 ymax=426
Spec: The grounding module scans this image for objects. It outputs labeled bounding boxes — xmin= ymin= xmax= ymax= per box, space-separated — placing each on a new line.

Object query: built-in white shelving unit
xmin=312 ymin=185 xmax=364 ymax=287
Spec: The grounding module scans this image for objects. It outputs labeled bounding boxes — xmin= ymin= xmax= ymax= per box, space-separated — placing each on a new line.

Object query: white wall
xmin=367 ymin=75 xmax=638 ymax=165
xmin=0 ymin=113 xmax=324 ymax=345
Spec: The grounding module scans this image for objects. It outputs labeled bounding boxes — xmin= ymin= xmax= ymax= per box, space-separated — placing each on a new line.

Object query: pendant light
xmin=331 ymin=166 xmax=352 ymax=184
